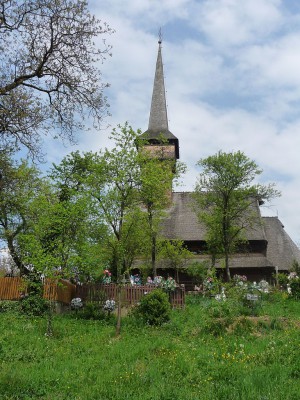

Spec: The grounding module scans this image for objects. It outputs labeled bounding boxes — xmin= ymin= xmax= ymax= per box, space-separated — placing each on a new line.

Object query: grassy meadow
xmin=1 ymin=293 xmax=300 ymax=400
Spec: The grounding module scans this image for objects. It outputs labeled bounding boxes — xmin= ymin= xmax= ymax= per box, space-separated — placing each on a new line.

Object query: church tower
xmin=140 ymin=38 xmax=180 ymax=165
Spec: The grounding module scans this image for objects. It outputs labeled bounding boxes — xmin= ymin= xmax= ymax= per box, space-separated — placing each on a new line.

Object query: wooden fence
xmin=0 ymin=277 xmax=24 ymax=300
xmin=0 ymin=277 xmax=76 ymax=304
xmin=0 ymin=278 xmax=185 ymax=308
xmin=76 ymin=284 xmax=185 ymax=308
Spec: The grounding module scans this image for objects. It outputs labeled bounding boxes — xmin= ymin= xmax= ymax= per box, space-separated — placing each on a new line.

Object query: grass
xmin=1 ymin=293 xmax=300 ymax=399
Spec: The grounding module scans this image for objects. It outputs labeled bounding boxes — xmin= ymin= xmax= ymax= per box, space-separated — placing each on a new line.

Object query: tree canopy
xmin=194 ymin=150 xmax=280 ymax=281
xmin=0 ymin=0 xmax=113 ymax=156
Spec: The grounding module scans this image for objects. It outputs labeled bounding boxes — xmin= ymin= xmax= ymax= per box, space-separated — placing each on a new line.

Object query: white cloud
xmin=39 ymin=0 xmax=300 ymax=243
xmin=190 ymin=0 xmax=283 ymax=47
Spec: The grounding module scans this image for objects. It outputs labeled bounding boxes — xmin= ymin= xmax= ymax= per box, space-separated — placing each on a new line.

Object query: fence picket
xmin=0 ymin=278 xmax=185 ymax=308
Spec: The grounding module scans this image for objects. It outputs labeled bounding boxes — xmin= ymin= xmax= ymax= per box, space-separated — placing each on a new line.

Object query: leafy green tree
xmin=85 ymin=124 xmax=145 ymax=278
xmin=0 ymin=0 xmax=113 ymax=156
xmin=138 ymin=139 xmax=186 ymax=277
xmin=158 ymin=239 xmax=193 ymax=282
xmin=194 ymin=150 xmax=280 ymax=281
xmin=0 ymin=153 xmax=43 ymax=275
xmin=186 ymin=261 xmax=211 ymax=287
xmin=48 ymin=152 xmax=110 ymax=280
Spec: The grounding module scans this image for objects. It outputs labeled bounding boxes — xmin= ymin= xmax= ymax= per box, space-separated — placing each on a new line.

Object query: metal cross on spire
xmin=158 ymin=27 xmax=162 ymax=44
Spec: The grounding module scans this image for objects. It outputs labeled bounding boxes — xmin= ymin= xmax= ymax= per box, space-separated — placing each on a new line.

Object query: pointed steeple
xmin=148 ymin=39 xmax=169 ymax=133
xmin=141 ymin=39 xmax=179 ymax=159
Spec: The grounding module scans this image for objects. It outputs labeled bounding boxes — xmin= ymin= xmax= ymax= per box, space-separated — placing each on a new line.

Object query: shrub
xmin=0 ymin=300 xmax=19 ymax=313
xmin=134 ymin=289 xmax=171 ymax=326
xmin=274 ymin=272 xmax=288 ymax=286
xmin=203 ymin=317 xmax=232 ymax=336
xmin=289 ymin=280 xmax=300 ymax=299
xmin=79 ymin=302 xmax=107 ymax=320
xmin=20 ymin=294 xmax=49 ymax=316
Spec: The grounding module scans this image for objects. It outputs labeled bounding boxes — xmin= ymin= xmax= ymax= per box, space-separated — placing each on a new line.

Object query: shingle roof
xmin=161 ymin=192 xmax=267 ymax=241
xmin=159 ymin=192 xmax=300 ymax=271
xmin=263 ymin=216 xmax=300 ymax=271
xmin=183 ymin=253 xmax=273 ymax=269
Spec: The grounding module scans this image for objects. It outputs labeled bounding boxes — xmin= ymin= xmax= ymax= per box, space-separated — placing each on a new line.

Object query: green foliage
xmin=203 ymin=317 xmax=232 ymax=336
xmin=276 ymin=272 xmax=289 ymax=285
xmin=20 ymin=294 xmax=49 ymax=316
xmin=289 ymin=280 xmax=300 ymax=299
xmin=1 ymin=296 xmax=300 ymax=399
xmin=0 ymin=300 xmax=19 ymax=313
xmin=291 ymin=259 xmax=300 ymax=275
xmin=186 ymin=261 xmax=210 ymax=285
xmin=158 ymin=239 xmax=193 ymax=280
xmin=233 ymin=317 xmax=255 ymax=335
xmin=78 ymin=302 xmax=107 ymax=321
xmin=0 ymin=155 xmax=43 ymax=275
xmin=134 ymin=289 xmax=171 ymax=326
xmin=194 ymin=150 xmax=280 ymax=280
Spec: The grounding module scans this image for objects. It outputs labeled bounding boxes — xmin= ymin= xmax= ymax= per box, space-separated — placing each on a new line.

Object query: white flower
xmin=71 ymin=297 xmax=83 ymax=310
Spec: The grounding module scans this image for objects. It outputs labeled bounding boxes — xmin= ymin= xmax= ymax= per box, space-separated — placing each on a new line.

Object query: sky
xmin=44 ymin=0 xmax=300 ymax=245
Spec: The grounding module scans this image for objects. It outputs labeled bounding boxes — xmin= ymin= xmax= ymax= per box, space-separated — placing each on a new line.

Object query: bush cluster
xmin=133 ymin=289 xmax=171 ymax=326
xmin=20 ymin=294 xmax=49 ymax=316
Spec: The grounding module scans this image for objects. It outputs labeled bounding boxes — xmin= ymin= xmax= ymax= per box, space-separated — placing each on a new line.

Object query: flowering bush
xmin=162 ymin=277 xmax=177 ymax=292
xmin=233 ymin=274 xmax=247 ymax=286
xmin=258 ymin=280 xmax=269 ymax=293
xmin=288 ymin=272 xmax=299 ymax=281
xmin=153 ymin=276 xmax=164 ymax=286
xmin=102 ymin=269 xmax=112 ymax=284
xmin=288 ymin=272 xmax=300 ymax=299
xmin=70 ymin=297 xmax=83 ymax=310
xmin=103 ymin=299 xmax=116 ymax=313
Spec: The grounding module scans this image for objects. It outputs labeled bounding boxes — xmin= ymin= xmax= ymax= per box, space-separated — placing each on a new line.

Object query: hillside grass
xmin=1 ymin=293 xmax=300 ymax=400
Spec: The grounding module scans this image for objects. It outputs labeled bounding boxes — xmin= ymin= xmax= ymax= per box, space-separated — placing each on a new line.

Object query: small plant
xmin=79 ymin=301 xmax=106 ymax=320
xmin=161 ymin=277 xmax=177 ymax=292
xmin=20 ymin=294 xmax=49 ymax=316
xmin=103 ymin=299 xmax=116 ymax=315
xmin=233 ymin=274 xmax=247 ymax=284
xmin=286 ymin=272 xmax=300 ymax=299
xmin=70 ymin=297 xmax=83 ymax=311
xmin=0 ymin=300 xmax=19 ymax=313
xmin=204 ymin=317 xmax=232 ymax=336
xmin=133 ymin=289 xmax=171 ymax=326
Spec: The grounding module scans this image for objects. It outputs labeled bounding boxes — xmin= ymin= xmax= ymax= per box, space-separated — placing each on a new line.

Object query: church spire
xmin=148 ymin=37 xmax=169 ymax=133
xmin=141 ymin=38 xmax=179 ymax=159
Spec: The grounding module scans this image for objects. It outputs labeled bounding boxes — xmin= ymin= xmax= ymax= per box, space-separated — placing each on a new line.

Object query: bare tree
xmin=0 ymin=0 xmax=113 ymax=157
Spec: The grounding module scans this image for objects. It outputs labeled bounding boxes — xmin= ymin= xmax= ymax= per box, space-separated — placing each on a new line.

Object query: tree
xmin=138 ymin=137 xmax=186 ymax=277
xmin=194 ymin=150 xmax=280 ymax=281
xmin=139 ymin=157 xmax=174 ymax=277
xmin=0 ymin=0 xmax=113 ymax=156
xmin=0 ymin=152 xmax=43 ymax=275
xmin=85 ymin=124 xmax=143 ymax=279
xmin=158 ymin=239 xmax=192 ymax=282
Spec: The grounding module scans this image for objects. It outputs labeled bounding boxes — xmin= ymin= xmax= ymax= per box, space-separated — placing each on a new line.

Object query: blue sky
xmin=43 ymin=0 xmax=300 ymax=244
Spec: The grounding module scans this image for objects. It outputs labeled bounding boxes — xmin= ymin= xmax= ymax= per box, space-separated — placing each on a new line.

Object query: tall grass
xmin=1 ymin=294 xmax=300 ymax=399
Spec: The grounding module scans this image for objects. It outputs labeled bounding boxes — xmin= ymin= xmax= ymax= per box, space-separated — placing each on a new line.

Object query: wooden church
xmin=140 ymin=39 xmax=300 ymax=284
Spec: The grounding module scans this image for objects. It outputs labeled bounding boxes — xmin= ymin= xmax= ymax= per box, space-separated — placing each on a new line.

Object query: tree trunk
xmin=151 ymin=234 xmax=157 ymax=277
xmin=7 ymin=234 xmax=27 ymax=276
xmin=115 ymin=283 xmax=122 ymax=336
xmin=225 ymin=251 xmax=231 ymax=282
